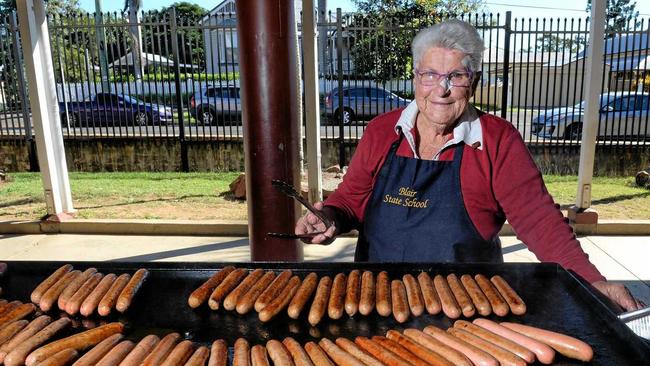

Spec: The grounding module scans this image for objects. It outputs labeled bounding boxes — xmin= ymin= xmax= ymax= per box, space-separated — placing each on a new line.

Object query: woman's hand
xmin=294 ymin=201 xmax=337 ymax=244
xmin=592 ymin=280 xmax=645 ymax=312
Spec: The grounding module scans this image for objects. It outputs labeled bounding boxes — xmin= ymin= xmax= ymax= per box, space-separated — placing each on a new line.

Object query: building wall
xmin=1 ymin=139 xmax=648 ymax=176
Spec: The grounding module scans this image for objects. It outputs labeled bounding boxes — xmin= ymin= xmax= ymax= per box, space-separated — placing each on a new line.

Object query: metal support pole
xmin=574 ymin=0 xmax=606 ymax=211
xmin=16 ymin=0 xmax=74 ymax=219
xmin=236 ymin=0 xmax=303 ymax=261
xmin=170 ymin=8 xmax=189 ymax=172
xmin=94 ymin=0 xmax=110 ymax=92
xmin=500 ymin=11 xmax=511 ymax=119
xmin=302 ymin=0 xmax=323 ymax=203
xmin=336 ymin=8 xmax=345 ymax=167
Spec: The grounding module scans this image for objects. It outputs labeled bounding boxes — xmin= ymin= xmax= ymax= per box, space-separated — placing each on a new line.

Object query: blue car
xmin=59 ymin=93 xmax=173 ymax=127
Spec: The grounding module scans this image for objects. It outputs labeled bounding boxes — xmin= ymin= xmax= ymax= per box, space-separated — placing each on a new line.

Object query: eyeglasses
xmin=413 ymin=69 xmax=474 ymax=88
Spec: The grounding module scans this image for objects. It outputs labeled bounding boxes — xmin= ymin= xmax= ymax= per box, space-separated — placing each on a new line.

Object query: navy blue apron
xmin=355 ymin=129 xmax=502 ymax=263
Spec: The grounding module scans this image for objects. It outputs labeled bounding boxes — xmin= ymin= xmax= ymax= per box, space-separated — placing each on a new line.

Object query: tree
xmin=586 ymin=0 xmax=639 ymax=35
xmin=141 ymin=2 xmax=207 ymax=70
xmin=535 ymin=33 xmax=585 ymax=53
xmin=349 ymin=0 xmax=485 ymax=81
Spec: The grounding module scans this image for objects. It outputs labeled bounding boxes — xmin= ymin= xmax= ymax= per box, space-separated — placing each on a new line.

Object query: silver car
xmin=532 ymin=92 xmax=650 ymax=139
xmin=324 ymin=86 xmax=411 ymax=125
xmin=189 ymin=84 xmax=242 ymax=125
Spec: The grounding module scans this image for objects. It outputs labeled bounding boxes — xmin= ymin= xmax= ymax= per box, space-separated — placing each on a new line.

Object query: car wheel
xmin=198 ymin=107 xmax=216 ymax=125
xmin=335 ymin=108 xmax=354 ymax=125
xmin=134 ymin=111 xmax=149 ymax=126
xmin=564 ymin=123 xmax=583 ymax=140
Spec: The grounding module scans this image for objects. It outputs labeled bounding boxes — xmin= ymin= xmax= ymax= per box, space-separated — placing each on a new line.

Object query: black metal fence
xmin=1 ymin=9 xmax=650 ymax=170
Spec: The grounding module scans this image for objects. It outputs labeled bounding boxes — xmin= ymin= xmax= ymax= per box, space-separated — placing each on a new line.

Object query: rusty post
xmin=236 ymin=0 xmax=303 ymax=261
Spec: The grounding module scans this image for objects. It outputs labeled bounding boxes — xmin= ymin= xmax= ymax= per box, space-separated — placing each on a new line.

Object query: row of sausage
xmin=189 ymin=267 xmax=527 ymax=324
xmin=30 ymin=265 xmax=148 ymax=318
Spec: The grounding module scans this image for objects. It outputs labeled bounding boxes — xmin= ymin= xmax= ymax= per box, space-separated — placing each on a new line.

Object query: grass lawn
xmin=1 ymin=172 xmax=649 ymax=221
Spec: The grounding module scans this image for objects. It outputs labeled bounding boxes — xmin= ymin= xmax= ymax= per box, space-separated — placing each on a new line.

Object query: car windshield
xmin=120 ymin=95 xmax=143 ymax=104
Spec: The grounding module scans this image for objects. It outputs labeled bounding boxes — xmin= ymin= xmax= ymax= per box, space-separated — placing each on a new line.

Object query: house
xmin=108 ymin=52 xmax=199 ymax=73
xmin=201 ymin=0 xmax=304 ymax=75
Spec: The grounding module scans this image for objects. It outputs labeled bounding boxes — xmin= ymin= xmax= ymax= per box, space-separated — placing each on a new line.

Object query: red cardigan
xmin=325 ymin=108 xmax=605 ymax=283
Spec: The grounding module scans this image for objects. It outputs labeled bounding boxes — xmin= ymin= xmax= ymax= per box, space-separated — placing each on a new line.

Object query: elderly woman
xmin=295 ymin=19 xmax=641 ymax=311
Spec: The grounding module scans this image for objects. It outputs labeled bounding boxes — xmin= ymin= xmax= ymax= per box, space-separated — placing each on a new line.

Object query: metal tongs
xmin=267 ymin=180 xmax=332 ymax=239
xmin=618 ymin=306 xmax=650 ymax=340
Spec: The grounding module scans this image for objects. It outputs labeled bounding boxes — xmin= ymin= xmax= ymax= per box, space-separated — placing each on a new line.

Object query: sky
xmin=78 ymin=0 xmax=650 ymax=18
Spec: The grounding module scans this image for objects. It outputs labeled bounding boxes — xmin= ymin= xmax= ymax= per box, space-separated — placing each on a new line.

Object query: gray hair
xmin=411 ymin=19 xmax=485 ymax=73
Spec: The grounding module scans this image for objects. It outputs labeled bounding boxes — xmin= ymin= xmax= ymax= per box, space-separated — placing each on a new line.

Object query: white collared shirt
xmin=395 ymin=100 xmax=483 ymax=160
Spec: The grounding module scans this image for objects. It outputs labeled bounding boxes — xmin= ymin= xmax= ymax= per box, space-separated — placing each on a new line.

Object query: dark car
xmin=324 ymin=86 xmax=411 ymax=124
xmin=189 ymin=85 xmax=241 ymax=125
xmin=59 ymin=93 xmax=173 ymax=127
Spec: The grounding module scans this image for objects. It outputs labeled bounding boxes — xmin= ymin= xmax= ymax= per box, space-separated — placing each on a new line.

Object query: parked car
xmin=532 ymin=92 xmax=650 ymax=139
xmin=323 ymin=86 xmax=411 ymax=125
xmin=189 ymin=85 xmax=241 ymax=125
xmin=59 ymin=93 xmax=172 ymax=127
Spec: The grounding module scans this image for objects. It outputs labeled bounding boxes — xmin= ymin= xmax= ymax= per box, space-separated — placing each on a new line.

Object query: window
xmin=636 ymin=96 xmax=649 ymax=111
xmin=609 ymin=96 xmax=636 ymax=112
xmin=368 ymin=88 xmax=389 ymax=99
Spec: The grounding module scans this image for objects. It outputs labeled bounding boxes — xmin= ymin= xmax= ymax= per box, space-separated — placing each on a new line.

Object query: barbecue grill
xmin=1 ymin=261 xmax=648 ymax=365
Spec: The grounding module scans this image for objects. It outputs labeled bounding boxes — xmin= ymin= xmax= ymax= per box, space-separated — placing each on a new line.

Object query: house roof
xmin=577 ymin=32 xmax=650 ymax=58
xmin=201 ymin=0 xmax=303 ymax=23
xmin=108 ymin=52 xmax=199 ymax=70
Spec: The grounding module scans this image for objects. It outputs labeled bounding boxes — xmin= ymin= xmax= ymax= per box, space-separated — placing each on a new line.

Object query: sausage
xmin=372 ymin=336 xmax=430 ymax=366
xmin=0 ymin=316 xmax=52 ymax=363
xmin=423 ymin=325 xmax=498 ymax=366
xmin=233 ymin=338 xmax=250 ymax=366
xmin=287 ymin=272 xmax=318 ymax=319
xmin=390 ymin=280 xmax=410 ymax=323
xmin=267 ymin=339 xmax=295 ymax=366
xmin=500 ymin=322 xmax=593 ymax=362
xmin=39 ymin=271 xmax=80 ymax=312
xmin=433 ymin=275 xmax=461 ymax=319
xmin=327 ymin=273 xmax=346 ymax=320
xmin=223 ymin=268 xmax=264 ymax=311
xmin=0 ymin=301 xmax=19 ymax=318
xmin=358 ymin=271 xmax=375 ymax=316
xmin=259 ymin=275 xmax=302 ymax=322
xmin=454 ymin=320 xmax=534 ymax=363
xmin=0 ymin=320 xmax=28 ymax=346
xmin=250 ymin=345 xmax=270 ymax=366
xmin=304 ymin=342 xmax=334 ymax=366
xmin=0 ymin=300 xmax=11 ymax=314
xmin=344 ymin=270 xmax=361 ymax=317
xmin=490 ymin=275 xmax=526 ymax=315
xmin=0 ymin=303 xmax=36 ymax=328
xmin=5 ymin=317 xmax=72 ymax=366
xmin=116 ymin=268 xmax=149 ymax=313
xmin=140 ymin=332 xmax=181 ymax=366
xmin=66 ymin=272 xmax=103 ymax=315
xmin=188 ymin=266 xmax=235 ymax=308
xmin=71 ymin=333 xmax=123 ymax=366
xmin=283 ymin=337 xmax=315 ymax=366
xmin=403 ymin=328 xmax=472 ymax=366
xmin=474 ymin=274 xmax=509 ymax=316
xmin=207 ymin=339 xmax=228 ymax=366
xmin=318 ymin=338 xmax=364 ymax=366
xmin=375 ymin=271 xmax=392 ymax=317
xmin=460 ymin=274 xmax=491 ymax=316
xmin=208 ymin=268 xmax=249 ymax=311
xmin=473 ymin=318 xmax=555 ymax=364
xmin=353 ymin=336 xmax=410 ymax=366
xmin=308 ymin=276 xmax=332 ymax=326
xmin=334 ymin=338 xmax=383 ymax=366
xmin=255 ymin=270 xmax=293 ymax=312
xmin=159 ymin=340 xmax=194 ymax=366
xmin=25 ymin=322 xmax=124 ymax=366
xmin=98 ymin=274 xmax=131 ymax=317
xmin=80 ymin=273 xmax=116 ymax=317
xmin=402 ymin=274 xmax=424 ymax=316
xmin=236 ymin=271 xmax=276 ymax=315
xmin=386 ymin=330 xmax=455 ymax=366
xmin=96 ymin=340 xmax=135 ymax=366
xmin=184 ymin=346 xmax=210 ymax=366
xmin=31 ymin=264 xmax=73 ymax=304
xmin=118 ymin=334 xmax=160 ymax=366
xmin=446 ymin=274 xmax=475 ymax=318
xmin=447 ymin=328 xmax=526 ymax=366
xmin=417 ymin=272 xmax=441 ymax=315
xmin=58 ymin=268 xmax=97 ymax=311
xmin=33 ymin=348 xmax=78 ymax=366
